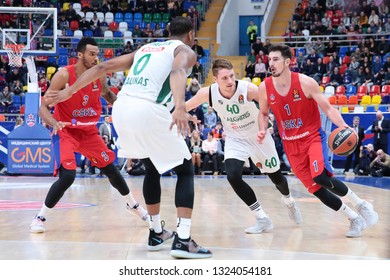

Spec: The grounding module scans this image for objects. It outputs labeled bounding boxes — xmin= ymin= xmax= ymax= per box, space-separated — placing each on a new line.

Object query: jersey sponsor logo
xmin=293 ymin=89 xmax=301 ymax=101
xmin=282 ymin=131 xmax=310 ymax=140
xmin=26 ymin=113 xmax=36 ymax=127
xmin=230 ymin=120 xmax=255 ymax=130
xmin=72 ymin=107 xmax=98 ymax=117
xmin=141 ymin=46 xmax=165 ymax=52
xmin=238 ymin=94 xmax=244 ymax=104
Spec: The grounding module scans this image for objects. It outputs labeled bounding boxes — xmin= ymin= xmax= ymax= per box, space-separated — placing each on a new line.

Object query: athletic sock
xmin=123 ymin=193 xmax=138 ymax=209
xmin=177 ymin=217 xmax=191 ymax=239
xmin=37 ymin=204 xmax=51 ymax=219
xmin=338 ymin=203 xmax=359 ymax=220
xmin=250 ymin=201 xmax=268 ymax=219
xmin=345 ymin=189 xmax=364 ymax=208
xmin=282 ymin=194 xmax=294 ymax=206
xmin=149 ymin=214 xmax=162 ymax=233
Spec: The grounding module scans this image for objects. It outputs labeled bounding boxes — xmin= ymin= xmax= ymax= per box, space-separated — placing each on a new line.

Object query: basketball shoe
xmin=284 ymin=200 xmax=302 ymax=225
xmin=126 ymin=203 xmax=148 ymax=221
xmin=170 ymin=232 xmax=212 ymax=259
xmin=356 ymin=201 xmax=378 ymax=227
xmin=346 ymin=215 xmax=366 ymax=238
xmin=245 ymin=216 xmax=273 ymax=234
xmin=147 ymin=221 xmax=174 ymax=251
xmin=30 ymin=216 xmax=46 ymax=233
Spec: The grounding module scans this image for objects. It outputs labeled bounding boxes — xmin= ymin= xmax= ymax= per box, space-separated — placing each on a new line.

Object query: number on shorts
xmin=312 ymin=160 xmax=318 ymax=172
xmin=265 ymin=157 xmax=277 ymax=169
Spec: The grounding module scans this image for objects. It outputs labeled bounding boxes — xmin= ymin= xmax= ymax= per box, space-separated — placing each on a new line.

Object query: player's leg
xmin=225 ymin=158 xmax=273 ymax=233
xmin=170 ymin=158 xmax=212 ymax=258
xmin=310 ymin=134 xmax=378 ymax=228
xmin=82 ymin=132 xmax=148 ymax=221
xmin=140 ymin=158 xmax=174 ymax=251
xmin=254 ymin=134 xmax=302 ymax=224
xmin=30 ymin=134 xmax=77 ymax=233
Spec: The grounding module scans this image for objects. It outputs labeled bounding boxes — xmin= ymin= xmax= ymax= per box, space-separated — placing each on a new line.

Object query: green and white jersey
xmin=210 ymin=80 xmax=259 ymax=138
xmin=119 ymin=40 xmax=192 ymax=105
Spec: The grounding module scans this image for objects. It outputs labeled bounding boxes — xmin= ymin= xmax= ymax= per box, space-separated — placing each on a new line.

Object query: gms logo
xmin=26 ymin=114 xmax=36 ymax=127
xmin=293 ymin=89 xmax=301 ymax=101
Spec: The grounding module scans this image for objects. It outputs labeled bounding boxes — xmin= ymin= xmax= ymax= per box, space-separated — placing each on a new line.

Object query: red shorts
xmin=283 ymin=131 xmax=333 ymax=194
xmin=54 ymin=127 xmax=115 ymax=171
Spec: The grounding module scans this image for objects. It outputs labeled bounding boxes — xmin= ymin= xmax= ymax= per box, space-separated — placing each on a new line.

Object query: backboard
xmin=0 ymin=7 xmax=58 ymax=56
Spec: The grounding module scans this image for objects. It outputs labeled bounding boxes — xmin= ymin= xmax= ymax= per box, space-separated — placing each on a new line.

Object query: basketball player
xmin=186 ymin=59 xmax=302 ymax=234
xmin=30 ymin=37 xmax=148 ymax=234
xmin=257 ymin=44 xmax=378 ymax=238
xmin=44 ymin=17 xmax=212 ymax=259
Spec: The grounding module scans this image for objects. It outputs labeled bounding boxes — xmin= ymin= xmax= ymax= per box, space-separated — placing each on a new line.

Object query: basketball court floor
xmin=0 ymin=172 xmax=388 ymax=260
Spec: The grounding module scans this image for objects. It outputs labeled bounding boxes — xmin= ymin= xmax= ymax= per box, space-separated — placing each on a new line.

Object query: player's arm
xmin=169 ymin=45 xmax=197 ymax=134
xmin=246 ymin=82 xmax=259 ymax=102
xmin=301 ymin=74 xmax=348 ymax=128
xmin=100 ymin=76 xmax=117 ymax=104
xmin=257 ymin=81 xmax=270 ymax=143
xmin=185 ymin=86 xmax=209 ymax=112
xmin=45 ymin=52 xmax=137 ymax=107
xmin=39 ymin=68 xmax=70 ymax=134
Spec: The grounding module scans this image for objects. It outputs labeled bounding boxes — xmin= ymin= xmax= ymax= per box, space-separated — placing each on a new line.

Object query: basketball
xmin=328 ymin=127 xmax=358 ymax=156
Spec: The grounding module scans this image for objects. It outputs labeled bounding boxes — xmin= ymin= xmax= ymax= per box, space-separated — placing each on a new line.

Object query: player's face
xmin=268 ymin=51 xmax=290 ymax=77
xmin=81 ymin=44 xmax=99 ymax=69
xmin=215 ymin=68 xmax=236 ymax=95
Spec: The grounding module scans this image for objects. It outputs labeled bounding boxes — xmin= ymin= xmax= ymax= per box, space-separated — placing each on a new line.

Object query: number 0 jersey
xmin=210 ymin=80 xmax=259 ymax=138
xmin=119 ymin=40 xmax=192 ymax=105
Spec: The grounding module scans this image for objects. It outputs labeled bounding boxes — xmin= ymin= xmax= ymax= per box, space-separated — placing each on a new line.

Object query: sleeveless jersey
xmin=119 ymin=40 xmax=192 ymax=105
xmin=53 ymin=65 xmax=102 ymax=129
xmin=264 ymin=72 xmax=321 ymax=141
xmin=210 ymin=80 xmax=259 ymax=138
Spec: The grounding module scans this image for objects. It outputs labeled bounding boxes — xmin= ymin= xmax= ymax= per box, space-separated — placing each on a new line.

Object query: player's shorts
xmin=53 ymin=126 xmax=115 ymax=172
xmin=112 ymin=96 xmax=191 ymax=174
xmin=283 ymin=129 xmax=333 ymax=193
xmin=225 ymin=130 xmax=280 ymax=173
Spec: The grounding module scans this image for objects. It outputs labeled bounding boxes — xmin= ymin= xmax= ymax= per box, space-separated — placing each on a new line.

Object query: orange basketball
xmin=328 ymin=127 xmax=358 ymax=156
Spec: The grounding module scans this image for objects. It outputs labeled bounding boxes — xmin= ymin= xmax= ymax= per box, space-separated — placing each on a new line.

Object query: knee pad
xmin=314 ymin=169 xmax=348 ymax=196
xmin=100 ymin=163 xmax=130 ymax=196
xmin=141 ymin=158 xmax=161 ymax=205
xmin=173 ymin=159 xmax=194 ymax=209
xmin=267 ymin=169 xmax=290 ymax=196
xmin=313 ymin=187 xmax=342 ymax=211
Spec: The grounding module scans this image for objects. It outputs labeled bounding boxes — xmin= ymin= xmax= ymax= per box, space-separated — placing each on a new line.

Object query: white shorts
xmin=224 ymin=131 xmax=280 ymax=173
xmin=112 ymin=96 xmax=191 ymax=174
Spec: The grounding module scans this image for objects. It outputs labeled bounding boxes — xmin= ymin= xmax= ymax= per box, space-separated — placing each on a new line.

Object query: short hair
xmin=169 ymin=16 xmax=194 ymax=36
xmin=77 ymin=37 xmax=98 ymax=53
xmin=353 ymin=116 xmax=360 ymax=120
xmin=268 ymin=44 xmax=292 ymax=60
xmin=212 ymin=59 xmax=233 ymax=76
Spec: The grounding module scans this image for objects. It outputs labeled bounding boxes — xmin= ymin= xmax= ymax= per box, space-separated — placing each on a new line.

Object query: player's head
xmin=212 ymin=59 xmax=236 ymax=94
xmin=77 ymin=37 xmax=99 ymax=69
xmin=268 ymin=44 xmax=292 ymax=77
xmin=169 ymin=16 xmax=195 ymax=46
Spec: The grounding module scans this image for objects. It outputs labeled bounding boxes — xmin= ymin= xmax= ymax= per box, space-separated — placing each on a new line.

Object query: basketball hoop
xmin=4 ymin=44 xmax=26 ymax=67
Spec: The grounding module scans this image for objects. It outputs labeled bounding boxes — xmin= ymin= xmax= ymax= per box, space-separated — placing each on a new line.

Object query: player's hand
xmin=257 ymin=130 xmax=267 ymax=144
xmin=51 ymin=121 xmax=71 ymax=136
xmin=45 ymin=83 xmax=72 ymax=107
xmin=170 ymin=108 xmax=196 ymax=137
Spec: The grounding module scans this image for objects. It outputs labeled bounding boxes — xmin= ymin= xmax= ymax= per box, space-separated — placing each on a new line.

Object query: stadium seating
xmin=105 ymin=12 xmax=114 ymax=24
xmin=337 ymin=95 xmax=347 ymax=105
xmin=371 ymin=95 xmax=382 ymax=106
xmin=360 ymin=95 xmax=371 ymax=108
xmin=118 ymin=22 xmax=128 ymax=33
xmin=321 ymin=76 xmax=331 ymax=87
xmin=335 ymin=85 xmax=345 ymax=97
xmin=328 ymin=95 xmax=337 ymax=105
xmin=114 ymin=12 xmax=124 ymax=23
xmin=85 ymin=11 xmax=94 ymax=21
xmin=356 ymin=85 xmax=368 ymax=101
xmin=381 ymin=85 xmax=390 ymax=96
xmin=369 ymin=85 xmax=380 ymax=97
xmin=324 ymin=85 xmax=335 ymax=96
xmin=365 ymin=106 xmax=376 ymax=112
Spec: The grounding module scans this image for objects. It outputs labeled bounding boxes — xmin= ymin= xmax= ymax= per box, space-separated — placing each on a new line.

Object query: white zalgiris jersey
xmin=210 ymin=80 xmax=260 ymax=138
xmin=119 ymin=40 xmax=192 ymax=104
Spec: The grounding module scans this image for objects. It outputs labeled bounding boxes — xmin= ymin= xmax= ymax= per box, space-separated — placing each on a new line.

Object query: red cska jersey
xmin=53 ymin=65 xmax=102 ymax=130
xmin=264 ymin=72 xmax=322 ymax=141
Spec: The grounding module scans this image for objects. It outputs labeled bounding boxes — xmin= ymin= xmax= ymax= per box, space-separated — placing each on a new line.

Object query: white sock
xmin=177 ymin=217 xmax=191 ymax=239
xmin=250 ymin=201 xmax=267 ymax=219
xmin=123 ymin=193 xmax=138 ymax=208
xmin=282 ymin=194 xmax=294 ymax=206
xmin=338 ymin=203 xmax=359 ymax=220
xmin=345 ymin=189 xmax=363 ymax=208
xmin=37 ymin=204 xmax=51 ymax=218
xmin=149 ymin=214 xmax=162 ymax=233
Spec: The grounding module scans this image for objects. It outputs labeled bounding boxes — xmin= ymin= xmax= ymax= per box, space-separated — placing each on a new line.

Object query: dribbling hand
xmin=51 ymin=121 xmax=71 ymax=136
xmin=257 ymin=130 xmax=267 ymax=144
xmin=170 ymin=108 xmax=197 ymax=137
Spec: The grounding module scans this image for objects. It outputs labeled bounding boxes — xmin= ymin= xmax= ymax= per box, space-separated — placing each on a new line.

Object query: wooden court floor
xmin=0 ymin=174 xmax=389 ymax=260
